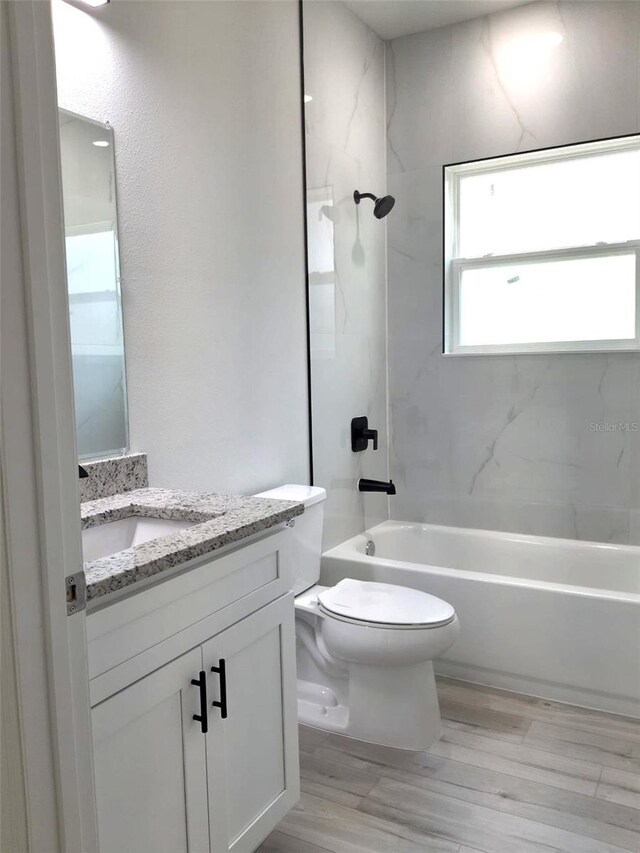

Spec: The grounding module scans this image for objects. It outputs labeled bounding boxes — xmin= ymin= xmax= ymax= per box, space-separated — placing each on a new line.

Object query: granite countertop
xmin=81 ymin=487 xmax=303 ymax=603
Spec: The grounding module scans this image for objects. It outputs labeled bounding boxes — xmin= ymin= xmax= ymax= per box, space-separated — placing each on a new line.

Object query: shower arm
xmin=353 ymin=191 xmax=376 ymax=204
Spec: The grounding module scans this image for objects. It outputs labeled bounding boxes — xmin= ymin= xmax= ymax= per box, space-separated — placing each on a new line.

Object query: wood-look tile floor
xmin=258 ymin=677 xmax=640 ymax=853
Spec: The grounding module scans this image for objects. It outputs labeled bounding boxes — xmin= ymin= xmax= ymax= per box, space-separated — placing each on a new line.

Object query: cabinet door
xmin=92 ymin=648 xmax=210 ymax=853
xmin=204 ymin=595 xmax=300 ymax=853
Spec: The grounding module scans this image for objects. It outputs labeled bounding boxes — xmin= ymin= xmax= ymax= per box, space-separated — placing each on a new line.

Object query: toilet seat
xmin=317 ymin=578 xmax=455 ymax=629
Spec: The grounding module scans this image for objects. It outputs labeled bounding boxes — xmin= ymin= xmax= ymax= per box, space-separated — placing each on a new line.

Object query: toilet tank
xmin=254 ymin=484 xmax=326 ymax=595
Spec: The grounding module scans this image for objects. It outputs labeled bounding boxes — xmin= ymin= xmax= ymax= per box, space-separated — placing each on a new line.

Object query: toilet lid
xmin=317 ymin=579 xmax=455 ymax=628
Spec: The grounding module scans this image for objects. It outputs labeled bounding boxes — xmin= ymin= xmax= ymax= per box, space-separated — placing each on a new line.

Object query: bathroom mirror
xmin=58 ymin=110 xmax=129 ymax=458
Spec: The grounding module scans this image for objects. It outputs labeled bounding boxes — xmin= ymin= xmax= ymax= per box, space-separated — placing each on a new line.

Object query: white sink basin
xmin=82 ymin=516 xmax=199 ymax=562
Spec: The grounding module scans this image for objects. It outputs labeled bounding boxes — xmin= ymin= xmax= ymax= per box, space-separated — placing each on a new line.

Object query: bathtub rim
xmin=323 ymin=520 xmax=640 ymax=604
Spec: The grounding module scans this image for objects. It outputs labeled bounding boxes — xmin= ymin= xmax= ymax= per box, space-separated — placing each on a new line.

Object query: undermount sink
xmin=82 ymin=516 xmax=200 ymax=562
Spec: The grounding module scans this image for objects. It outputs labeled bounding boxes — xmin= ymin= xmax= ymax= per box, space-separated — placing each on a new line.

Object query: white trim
xmin=443 ymin=163 xmax=457 ymax=354
xmin=444 ymin=342 xmax=640 ymax=356
xmin=446 ymin=132 xmax=640 ymax=176
xmin=444 ymin=134 xmax=640 ymax=356
xmin=6 ymin=2 xmax=98 ymax=851
xmin=452 ymin=240 xmax=640 ymax=267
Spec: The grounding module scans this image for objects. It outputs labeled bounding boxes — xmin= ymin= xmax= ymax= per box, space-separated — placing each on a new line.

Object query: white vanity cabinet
xmin=91 ymin=647 xmax=210 ymax=853
xmin=87 ymin=529 xmax=300 ymax=853
xmin=204 ymin=597 xmax=299 ymax=853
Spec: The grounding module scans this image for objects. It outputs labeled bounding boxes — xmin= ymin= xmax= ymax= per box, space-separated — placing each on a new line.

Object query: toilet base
xmin=296 ymin=661 xmax=443 ymax=750
xmin=298 ymin=680 xmax=349 ymax=732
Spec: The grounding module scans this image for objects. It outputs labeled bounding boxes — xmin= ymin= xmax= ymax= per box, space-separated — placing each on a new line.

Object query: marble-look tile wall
xmin=304 ymin=1 xmax=389 ymax=549
xmin=387 ymin=1 xmax=640 ymax=543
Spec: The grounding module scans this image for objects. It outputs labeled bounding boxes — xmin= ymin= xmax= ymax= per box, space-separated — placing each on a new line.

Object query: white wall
xmin=53 ymin=0 xmax=309 ymax=494
xmin=387 ymin=0 xmax=640 ymax=544
xmin=304 ymin=0 xmax=389 ymax=549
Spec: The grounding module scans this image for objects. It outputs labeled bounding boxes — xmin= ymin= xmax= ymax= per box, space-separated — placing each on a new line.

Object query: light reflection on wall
xmin=495 ymin=31 xmax=564 ymax=92
xmin=307 ymin=186 xmax=336 ymax=359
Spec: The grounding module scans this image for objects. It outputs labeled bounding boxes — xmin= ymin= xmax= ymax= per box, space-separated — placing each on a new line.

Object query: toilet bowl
xmin=254 ymin=485 xmax=460 ymax=750
xmin=296 ymin=580 xmax=459 ymax=749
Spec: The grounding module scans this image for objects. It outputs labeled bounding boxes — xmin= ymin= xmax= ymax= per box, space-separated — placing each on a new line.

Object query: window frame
xmin=443 ymin=134 xmax=640 ymax=356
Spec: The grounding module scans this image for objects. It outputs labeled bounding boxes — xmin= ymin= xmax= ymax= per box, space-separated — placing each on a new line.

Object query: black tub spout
xmin=358 ymin=478 xmax=396 ymax=495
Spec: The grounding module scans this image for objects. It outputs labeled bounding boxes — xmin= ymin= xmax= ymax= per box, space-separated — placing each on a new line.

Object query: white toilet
xmin=255 ymin=484 xmax=460 ymax=750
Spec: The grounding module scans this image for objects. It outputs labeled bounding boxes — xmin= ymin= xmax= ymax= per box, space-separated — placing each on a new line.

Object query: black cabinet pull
xmin=191 ymin=671 xmax=208 ymax=734
xmin=211 ymin=658 xmax=228 ymax=719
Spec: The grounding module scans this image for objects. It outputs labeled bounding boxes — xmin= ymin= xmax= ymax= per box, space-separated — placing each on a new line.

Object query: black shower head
xmin=373 ymin=195 xmax=395 ymax=219
xmin=353 ymin=189 xmax=396 ymax=219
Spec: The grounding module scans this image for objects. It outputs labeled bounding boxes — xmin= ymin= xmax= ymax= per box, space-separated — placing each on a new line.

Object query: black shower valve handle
xmin=351 ymin=416 xmax=378 ymax=452
xmin=365 ymin=428 xmax=378 ymax=451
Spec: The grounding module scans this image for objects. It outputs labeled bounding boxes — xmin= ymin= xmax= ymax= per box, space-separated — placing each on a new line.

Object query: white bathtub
xmin=321 ymin=521 xmax=640 ymax=718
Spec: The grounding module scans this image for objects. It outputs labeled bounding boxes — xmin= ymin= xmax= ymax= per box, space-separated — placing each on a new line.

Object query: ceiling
xmin=343 ymin=0 xmax=533 ymax=40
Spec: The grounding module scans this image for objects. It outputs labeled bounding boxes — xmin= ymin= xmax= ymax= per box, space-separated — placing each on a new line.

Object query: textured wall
xmin=387 ymin=1 xmax=640 ymax=543
xmin=304 ymin=0 xmax=389 ymax=549
xmin=53 ymin=0 xmax=309 ymax=494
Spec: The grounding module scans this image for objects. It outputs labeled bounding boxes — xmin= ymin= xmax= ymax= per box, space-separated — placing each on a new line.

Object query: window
xmin=443 ymin=135 xmax=640 ymax=354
